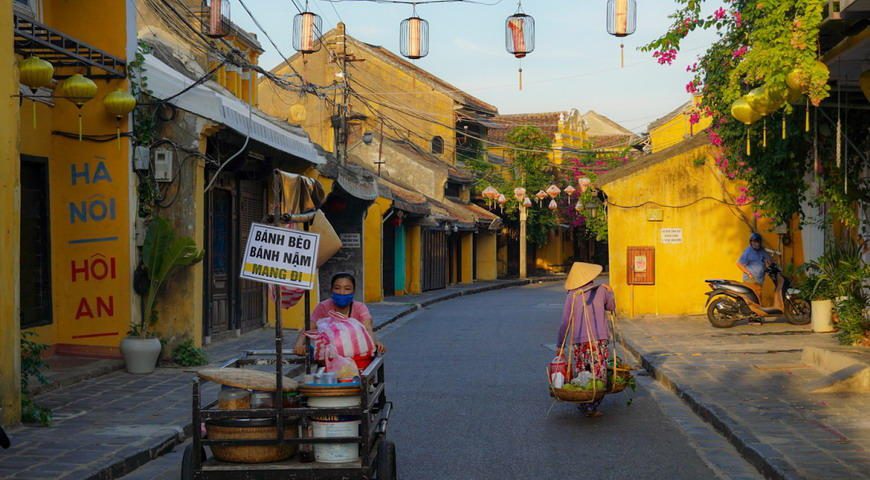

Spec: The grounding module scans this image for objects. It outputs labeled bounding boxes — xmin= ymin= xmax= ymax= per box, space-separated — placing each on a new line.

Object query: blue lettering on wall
xmin=70 ymin=161 xmax=112 ymax=185
xmin=69 ymin=195 xmax=116 ymax=224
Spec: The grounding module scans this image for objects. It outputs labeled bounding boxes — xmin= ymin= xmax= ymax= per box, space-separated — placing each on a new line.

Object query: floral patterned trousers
xmin=572 ymin=340 xmax=610 ymax=379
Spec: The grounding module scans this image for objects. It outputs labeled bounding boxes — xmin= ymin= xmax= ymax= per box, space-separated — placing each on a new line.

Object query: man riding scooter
xmin=737 ymin=233 xmax=772 ymax=325
xmin=704 ymin=232 xmax=810 ymax=328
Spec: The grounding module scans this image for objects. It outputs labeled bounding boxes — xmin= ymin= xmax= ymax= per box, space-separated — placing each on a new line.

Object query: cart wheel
xmin=180 ymin=445 xmax=194 ymax=480
xmin=377 ymin=439 xmax=397 ymax=480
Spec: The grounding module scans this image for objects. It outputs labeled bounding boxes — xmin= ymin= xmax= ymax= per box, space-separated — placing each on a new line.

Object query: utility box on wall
xmin=627 ymin=246 xmax=655 ymax=285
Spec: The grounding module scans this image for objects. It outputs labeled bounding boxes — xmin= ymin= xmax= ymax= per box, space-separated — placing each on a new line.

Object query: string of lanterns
xmin=481 ymin=178 xmax=601 ymax=217
xmin=17 ymin=56 xmax=136 ymax=142
xmin=729 ymin=61 xmax=826 ymax=156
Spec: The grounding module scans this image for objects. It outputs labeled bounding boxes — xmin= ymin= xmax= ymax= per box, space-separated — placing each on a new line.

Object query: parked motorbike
xmin=704 ymin=262 xmax=811 ymax=328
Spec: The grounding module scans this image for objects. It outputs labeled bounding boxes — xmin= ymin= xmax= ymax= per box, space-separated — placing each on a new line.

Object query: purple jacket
xmin=558 ymin=284 xmax=616 ymax=345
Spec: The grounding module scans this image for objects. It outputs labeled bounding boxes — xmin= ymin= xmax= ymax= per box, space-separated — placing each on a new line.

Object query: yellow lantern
xmin=61 ymin=74 xmax=98 ymax=141
xmin=745 ymin=86 xmax=784 ymax=115
xmin=104 ymin=89 xmax=136 ymax=147
xmin=731 ymin=97 xmax=762 ymax=156
xmin=19 ymin=56 xmax=54 ymax=128
xmin=785 ymin=68 xmax=805 ymax=92
xmin=860 ymin=70 xmax=870 ymax=102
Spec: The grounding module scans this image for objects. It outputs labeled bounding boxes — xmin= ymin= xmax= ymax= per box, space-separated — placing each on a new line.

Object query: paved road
xmin=123 ymin=283 xmax=757 ymax=480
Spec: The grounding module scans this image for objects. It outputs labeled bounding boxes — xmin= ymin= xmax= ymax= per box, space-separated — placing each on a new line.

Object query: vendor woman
xmin=294 ymin=273 xmax=386 ymax=370
xmin=557 ymin=262 xmax=615 ymax=417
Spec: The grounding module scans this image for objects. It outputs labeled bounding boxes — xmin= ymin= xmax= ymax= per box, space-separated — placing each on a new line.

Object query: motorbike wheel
xmin=707 ymin=296 xmax=739 ymax=328
xmin=785 ymin=298 xmax=811 ymax=325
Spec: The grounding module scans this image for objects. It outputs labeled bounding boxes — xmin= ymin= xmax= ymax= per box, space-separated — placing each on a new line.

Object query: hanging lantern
xmin=522 ymin=197 xmax=533 ymax=208
xmin=18 ymin=56 xmax=54 ymax=129
xmin=505 ymin=2 xmax=534 ymax=91
xmin=497 ymin=193 xmax=507 ymax=213
xmin=104 ymin=89 xmax=136 ymax=148
xmin=294 ymin=10 xmax=322 ymax=54
xmin=730 ymin=97 xmax=762 ymax=125
xmin=513 ymin=187 xmax=527 ymax=202
xmin=607 ymin=0 xmax=637 ymax=68
xmin=400 ymin=12 xmax=429 ymax=60
xmin=61 ymin=74 xmax=97 ymax=141
xmin=535 ymin=190 xmax=547 ymax=206
xmin=546 ymin=184 xmax=561 ymax=198
xmin=201 ymin=0 xmax=230 ymax=39
xmin=564 ymin=185 xmax=576 ymax=197
xmin=548 ymin=199 xmax=558 ymax=211
xmin=482 ymin=186 xmax=499 ymax=208
xmin=577 ymin=177 xmax=592 ymax=193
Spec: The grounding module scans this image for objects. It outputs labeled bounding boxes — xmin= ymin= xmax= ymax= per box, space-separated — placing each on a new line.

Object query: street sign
xmin=660 ymin=228 xmax=683 ymax=244
xmin=240 ymin=223 xmax=320 ymax=290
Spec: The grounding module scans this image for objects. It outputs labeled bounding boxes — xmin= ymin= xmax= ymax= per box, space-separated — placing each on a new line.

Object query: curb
xmin=103 ymin=276 xmax=562 ymax=479
xmin=617 ymin=333 xmax=803 ymax=480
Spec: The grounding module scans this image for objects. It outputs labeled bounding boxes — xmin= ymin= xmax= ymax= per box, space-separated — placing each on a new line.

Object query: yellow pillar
xmin=363 ymin=198 xmax=390 ymax=303
xmin=476 ymin=232 xmax=498 ymax=281
xmin=461 ymin=233 xmax=473 ymax=284
xmin=1 ymin=0 xmax=21 ymax=424
xmin=405 ymin=225 xmax=422 ymax=294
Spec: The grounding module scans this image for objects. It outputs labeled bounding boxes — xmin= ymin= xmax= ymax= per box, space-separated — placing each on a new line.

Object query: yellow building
xmin=599 ymin=100 xmax=802 ymax=318
xmin=258 ymin=23 xmax=501 ymax=305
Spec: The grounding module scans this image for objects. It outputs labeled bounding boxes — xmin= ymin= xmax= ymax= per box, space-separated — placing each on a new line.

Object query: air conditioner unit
xmin=153 ymin=147 xmax=174 ymax=183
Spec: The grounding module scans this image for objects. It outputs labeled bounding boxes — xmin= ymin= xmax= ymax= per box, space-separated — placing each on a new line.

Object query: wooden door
xmin=238 ymin=180 xmax=265 ymax=333
xmin=207 ymin=188 xmax=234 ymax=338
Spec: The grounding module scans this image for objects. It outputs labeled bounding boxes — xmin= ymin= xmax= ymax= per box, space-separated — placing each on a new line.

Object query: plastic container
xmin=218 ymin=387 xmax=251 ymax=410
xmin=308 ymin=394 xmax=361 ymax=464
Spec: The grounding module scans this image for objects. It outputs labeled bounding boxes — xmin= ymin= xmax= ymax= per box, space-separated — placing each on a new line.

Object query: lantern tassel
xmin=32 ymin=100 xmax=37 ymax=129
xmin=805 ymin=99 xmax=810 ymax=133
xmin=782 ymin=113 xmax=786 ymax=140
xmin=746 ymin=129 xmax=751 ymax=157
xmin=763 ymin=119 xmax=767 ymax=149
xmin=78 ymin=113 xmax=83 ymax=142
xmin=620 ymin=43 xmax=624 ymax=69
xmin=518 ymin=67 xmax=523 ymax=91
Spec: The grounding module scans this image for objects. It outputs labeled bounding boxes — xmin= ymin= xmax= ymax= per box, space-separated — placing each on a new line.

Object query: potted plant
xmin=122 ymin=218 xmax=204 ymax=374
xmin=801 ymin=266 xmax=835 ymax=333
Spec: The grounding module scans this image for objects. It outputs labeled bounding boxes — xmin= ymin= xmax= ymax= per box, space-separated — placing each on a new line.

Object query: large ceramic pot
xmin=811 ymin=299 xmax=834 ymax=333
xmin=120 ymin=336 xmax=162 ymax=374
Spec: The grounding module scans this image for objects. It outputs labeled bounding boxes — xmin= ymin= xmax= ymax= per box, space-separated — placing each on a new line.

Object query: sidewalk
xmin=617 ymin=315 xmax=869 ymax=480
xmin=0 ymin=276 xmax=560 ymax=480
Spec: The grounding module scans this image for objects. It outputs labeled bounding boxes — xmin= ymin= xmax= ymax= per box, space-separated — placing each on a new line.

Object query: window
xmin=14 ymin=0 xmax=41 ymax=18
xmin=445 ymin=181 xmax=461 ymax=199
xmin=431 ymin=136 xmax=444 ymax=155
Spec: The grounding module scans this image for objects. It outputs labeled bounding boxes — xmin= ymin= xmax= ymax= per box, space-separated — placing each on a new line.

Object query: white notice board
xmin=660 ymin=228 xmax=683 ymax=244
xmin=240 ymin=223 xmax=320 ymax=290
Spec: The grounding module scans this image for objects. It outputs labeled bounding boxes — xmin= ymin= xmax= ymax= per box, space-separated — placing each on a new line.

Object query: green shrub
xmin=20 ymin=331 xmax=51 ymax=425
xmin=172 ymin=339 xmax=208 ymax=367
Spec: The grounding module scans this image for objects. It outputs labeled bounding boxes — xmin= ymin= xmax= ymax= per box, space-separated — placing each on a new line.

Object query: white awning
xmin=142 ymin=54 xmax=324 ymax=165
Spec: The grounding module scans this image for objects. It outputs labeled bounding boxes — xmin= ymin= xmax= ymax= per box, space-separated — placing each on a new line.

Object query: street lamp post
xmin=519 ymin=202 xmax=527 ymax=279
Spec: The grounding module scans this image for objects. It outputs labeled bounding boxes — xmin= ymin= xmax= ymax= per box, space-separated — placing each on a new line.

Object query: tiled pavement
xmin=617 ymin=315 xmax=869 ymax=480
xmin=0 ymin=277 xmax=559 ymax=480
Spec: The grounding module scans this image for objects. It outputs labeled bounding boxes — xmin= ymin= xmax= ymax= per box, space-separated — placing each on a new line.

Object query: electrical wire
xmin=204 ymin=75 xmax=255 ymax=193
xmin=605 ymin=196 xmax=740 ymax=209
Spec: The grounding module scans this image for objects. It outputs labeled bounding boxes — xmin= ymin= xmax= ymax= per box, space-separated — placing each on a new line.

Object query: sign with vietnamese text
xmin=340 ymin=233 xmax=361 ymax=249
xmin=240 ymin=223 xmax=320 ymax=290
xmin=660 ymin=228 xmax=683 ymax=244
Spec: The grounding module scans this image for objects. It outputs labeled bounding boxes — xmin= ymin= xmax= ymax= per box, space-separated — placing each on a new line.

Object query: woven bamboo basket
xmin=207 ymin=418 xmax=298 ymax=464
xmin=549 ymin=386 xmax=607 ymax=403
xmin=607 ymin=367 xmax=633 ymax=394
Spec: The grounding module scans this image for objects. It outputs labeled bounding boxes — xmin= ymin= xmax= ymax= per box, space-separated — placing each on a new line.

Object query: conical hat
xmin=565 ymin=262 xmax=603 ymax=291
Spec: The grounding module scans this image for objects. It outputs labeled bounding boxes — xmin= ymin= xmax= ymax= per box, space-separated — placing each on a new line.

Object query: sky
xmin=232 ymin=0 xmax=725 ymax=134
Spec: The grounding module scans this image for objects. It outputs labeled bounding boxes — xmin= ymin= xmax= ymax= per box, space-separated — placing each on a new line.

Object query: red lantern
xmin=201 ymin=0 xmax=230 ymax=39
xmin=505 ymin=2 xmax=534 ymax=90
xmin=401 ymin=14 xmax=429 ymax=60
xmin=294 ymin=11 xmax=322 ymax=54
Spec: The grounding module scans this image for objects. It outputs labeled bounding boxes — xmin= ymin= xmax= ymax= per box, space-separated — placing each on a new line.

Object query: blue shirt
xmin=738 ymin=247 xmax=770 ymax=284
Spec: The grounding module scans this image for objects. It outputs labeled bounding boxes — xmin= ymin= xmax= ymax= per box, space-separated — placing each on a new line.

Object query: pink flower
xmin=732 ymin=46 xmax=748 ymax=59
xmin=653 ymin=49 xmax=679 ymax=65
xmin=733 ymin=11 xmax=742 ymax=27
xmin=714 ymin=7 xmax=727 ymax=20
xmin=709 ymin=132 xmax=723 ymax=147
xmin=685 ymin=81 xmax=698 ymax=94
xmin=753 ymin=211 xmax=762 ymax=219
xmin=689 ymin=112 xmax=701 ymax=125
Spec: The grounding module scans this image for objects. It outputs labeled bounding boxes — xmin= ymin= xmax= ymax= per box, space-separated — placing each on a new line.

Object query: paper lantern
xmin=546 ymin=184 xmax=561 ymax=198
xmin=61 ymin=74 xmax=98 ymax=141
xmin=607 ymin=0 xmax=637 ymax=37
xmin=104 ymin=89 xmax=137 ymax=147
xmin=294 ymin=11 xmax=322 ymax=54
xmin=860 ymin=70 xmax=870 ymax=102
xmin=522 ymin=197 xmax=533 ymax=208
xmin=535 ymin=190 xmax=547 ymax=206
xmin=497 ymin=193 xmax=507 ymax=213
xmin=746 ymin=86 xmax=784 ymax=115
xmin=513 ymin=187 xmax=527 ymax=201
xmin=548 ymin=199 xmax=558 ymax=211
xmin=564 ymin=185 xmax=576 ymax=197
xmin=202 ymin=0 xmax=230 ymax=39
xmin=577 ymin=177 xmax=592 ymax=193
xmin=18 ymin=56 xmax=54 ymax=129
xmin=730 ymin=97 xmax=762 ymax=125
xmin=482 ymin=186 xmax=499 ymax=200
xmin=400 ymin=15 xmax=429 ymax=60
xmin=506 ymin=4 xmax=534 ymax=90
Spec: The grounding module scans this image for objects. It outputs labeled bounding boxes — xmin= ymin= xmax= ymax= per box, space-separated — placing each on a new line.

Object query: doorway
xmin=20 ymin=156 xmax=52 ymax=329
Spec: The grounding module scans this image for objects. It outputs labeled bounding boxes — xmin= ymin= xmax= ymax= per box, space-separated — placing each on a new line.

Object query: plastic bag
xmin=324 ymin=346 xmax=358 ymax=379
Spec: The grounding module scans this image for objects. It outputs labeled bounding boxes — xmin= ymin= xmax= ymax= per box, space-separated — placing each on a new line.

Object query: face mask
xmin=332 ymin=293 xmax=354 ymax=308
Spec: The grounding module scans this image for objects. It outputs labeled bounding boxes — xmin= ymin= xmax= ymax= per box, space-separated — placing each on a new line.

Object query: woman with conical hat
xmin=557 ymin=262 xmax=615 ymax=417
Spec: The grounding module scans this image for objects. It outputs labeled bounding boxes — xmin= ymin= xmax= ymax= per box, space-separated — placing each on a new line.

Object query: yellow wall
xmin=363 ymin=197 xmax=391 ymax=303
xmin=604 ymin=144 xmax=802 ymax=317
xmin=461 ymin=233 xmax=474 ymax=284
xmin=650 ymin=97 xmax=713 ymax=154
xmin=405 ymin=225 xmax=422 ymax=294
xmin=17 ymin=1 xmax=133 ymax=356
xmin=536 ymin=229 xmax=570 ymax=272
xmin=475 ymin=232 xmax=498 ymax=281
xmin=1 ymin=0 xmax=21 ymax=424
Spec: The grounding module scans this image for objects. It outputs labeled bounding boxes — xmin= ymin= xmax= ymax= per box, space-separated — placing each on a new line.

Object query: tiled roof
xmin=597 ymin=132 xmax=711 ymax=186
xmin=487 ymin=112 xmax=562 ymax=143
